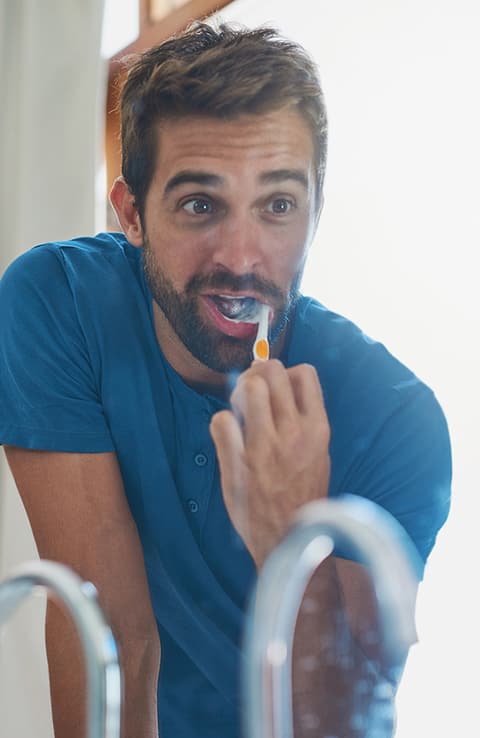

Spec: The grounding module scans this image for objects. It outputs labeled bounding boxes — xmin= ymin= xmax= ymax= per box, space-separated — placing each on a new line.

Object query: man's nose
xmin=210 ymin=216 xmax=265 ymax=275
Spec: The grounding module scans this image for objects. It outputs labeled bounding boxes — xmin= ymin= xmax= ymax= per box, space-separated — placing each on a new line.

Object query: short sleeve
xmin=339 ymin=383 xmax=452 ymax=573
xmin=0 ymin=245 xmax=115 ymax=452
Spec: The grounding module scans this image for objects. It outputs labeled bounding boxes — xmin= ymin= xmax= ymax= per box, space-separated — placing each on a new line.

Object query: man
xmin=0 ymin=22 xmax=450 ymax=738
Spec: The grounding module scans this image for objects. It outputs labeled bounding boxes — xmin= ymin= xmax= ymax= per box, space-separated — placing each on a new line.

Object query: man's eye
xmin=182 ymin=198 xmax=214 ymax=215
xmin=266 ymin=198 xmax=295 ymax=215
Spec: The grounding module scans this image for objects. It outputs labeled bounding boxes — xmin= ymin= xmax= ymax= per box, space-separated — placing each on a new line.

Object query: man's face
xmin=140 ymin=108 xmax=319 ymax=374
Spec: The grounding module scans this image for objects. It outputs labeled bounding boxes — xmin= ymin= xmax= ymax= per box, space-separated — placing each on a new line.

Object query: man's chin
xmin=189 ymin=338 xmax=253 ymax=374
xmin=174 ymin=321 xmax=246 ymax=371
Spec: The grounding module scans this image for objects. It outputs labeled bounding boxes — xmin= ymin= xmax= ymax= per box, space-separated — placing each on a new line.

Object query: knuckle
xmin=242 ymin=373 xmax=268 ymax=396
xmin=210 ymin=409 xmax=229 ymax=429
xmin=252 ymin=357 xmax=285 ymax=379
xmin=313 ymin=415 xmax=331 ymax=445
xmin=267 ymin=358 xmax=285 ymax=371
xmin=297 ymin=362 xmax=319 ymax=382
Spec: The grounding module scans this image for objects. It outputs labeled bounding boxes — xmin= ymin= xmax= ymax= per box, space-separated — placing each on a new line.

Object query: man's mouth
xmin=209 ymin=295 xmax=260 ymax=322
xmin=201 ymin=294 xmax=270 ymax=338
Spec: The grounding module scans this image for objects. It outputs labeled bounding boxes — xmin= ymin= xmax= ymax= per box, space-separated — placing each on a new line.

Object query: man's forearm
xmin=46 ymin=600 xmax=160 ymax=738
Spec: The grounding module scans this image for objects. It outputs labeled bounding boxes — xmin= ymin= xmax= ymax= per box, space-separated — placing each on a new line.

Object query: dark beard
xmin=142 ymin=239 xmax=299 ymax=373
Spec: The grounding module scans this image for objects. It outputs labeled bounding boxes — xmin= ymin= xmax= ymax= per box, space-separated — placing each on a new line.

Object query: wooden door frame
xmin=105 ymin=0 xmax=234 ymax=198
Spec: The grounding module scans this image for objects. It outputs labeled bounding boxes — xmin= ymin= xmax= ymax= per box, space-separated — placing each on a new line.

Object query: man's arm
xmin=290 ymin=556 xmax=409 ymax=737
xmin=3 ymin=447 xmax=160 ymax=738
xmin=210 ymin=359 xmax=416 ymax=737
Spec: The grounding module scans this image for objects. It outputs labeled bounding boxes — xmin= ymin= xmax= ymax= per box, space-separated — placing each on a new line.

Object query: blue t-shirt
xmin=0 ymin=233 xmax=451 ymax=738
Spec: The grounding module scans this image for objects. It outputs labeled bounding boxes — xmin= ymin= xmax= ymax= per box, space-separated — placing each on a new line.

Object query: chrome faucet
xmin=0 ymin=560 xmax=122 ymax=738
xmin=243 ymin=494 xmax=422 ymax=738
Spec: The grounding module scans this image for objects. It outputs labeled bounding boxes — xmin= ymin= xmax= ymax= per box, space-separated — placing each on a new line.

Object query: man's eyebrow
xmin=259 ymin=169 xmax=310 ymax=190
xmin=164 ymin=171 xmax=224 ymax=197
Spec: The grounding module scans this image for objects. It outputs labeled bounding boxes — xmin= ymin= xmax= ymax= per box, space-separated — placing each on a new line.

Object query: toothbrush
xmin=253 ymin=303 xmax=270 ymax=361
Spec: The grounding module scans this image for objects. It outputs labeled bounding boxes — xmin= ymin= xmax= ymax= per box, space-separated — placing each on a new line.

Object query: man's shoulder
xmin=289 ymin=295 xmax=430 ymax=407
xmin=292 ymin=295 xmax=387 ymax=350
xmin=29 ymin=231 xmax=132 ymax=265
xmin=290 ymin=295 xmax=406 ymax=370
xmin=4 ymin=231 xmax=130 ymax=269
xmin=0 ymin=232 xmax=146 ymax=339
xmin=1 ymin=232 xmax=139 ymax=294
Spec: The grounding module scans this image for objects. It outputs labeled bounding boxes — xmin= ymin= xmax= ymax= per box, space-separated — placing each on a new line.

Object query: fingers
xmin=229 ymin=371 xmax=276 ymax=449
xmin=287 ymin=363 xmax=327 ymax=417
xmin=232 ymin=359 xmax=327 ymax=426
xmin=231 ymin=359 xmax=298 ymax=437
xmin=211 ymin=360 xmax=330 ymax=473
xmin=209 ymin=361 xmax=332 ymax=565
xmin=209 ymin=409 xmax=245 ymax=476
xmin=209 ymin=409 xmax=250 ymax=542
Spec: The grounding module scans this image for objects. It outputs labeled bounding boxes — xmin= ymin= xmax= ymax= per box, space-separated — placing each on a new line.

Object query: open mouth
xmin=208 ymin=295 xmax=261 ymax=323
xmin=201 ymin=293 xmax=270 ymax=340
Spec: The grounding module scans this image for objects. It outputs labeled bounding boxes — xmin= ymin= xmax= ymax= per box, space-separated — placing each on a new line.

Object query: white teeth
xmin=225 ymin=301 xmax=267 ymax=324
xmin=213 ymin=294 xmax=258 ymax=321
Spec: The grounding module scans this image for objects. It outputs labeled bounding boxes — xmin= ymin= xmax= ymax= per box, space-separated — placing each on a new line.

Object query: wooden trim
xmin=104 ymin=0 xmax=233 ymax=206
xmin=109 ymin=0 xmax=233 ymax=76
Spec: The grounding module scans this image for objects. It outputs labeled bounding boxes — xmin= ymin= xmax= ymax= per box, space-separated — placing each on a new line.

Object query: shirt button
xmin=194 ymin=453 xmax=208 ymax=467
xmin=187 ymin=499 xmax=199 ymax=513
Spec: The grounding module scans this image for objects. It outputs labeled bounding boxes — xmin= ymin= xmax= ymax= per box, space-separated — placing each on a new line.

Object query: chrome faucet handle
xmin=243 ymin=494 xmax=422 ymax=738
xmin=0 ymin=560 xmax=122 ymax=738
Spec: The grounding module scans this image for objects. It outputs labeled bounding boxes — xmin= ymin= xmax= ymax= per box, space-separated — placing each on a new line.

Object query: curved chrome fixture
xmin=0 ymin=560 xmax=122 ymax=738
xmin=243 ymin=494 xmax=422 ymax=738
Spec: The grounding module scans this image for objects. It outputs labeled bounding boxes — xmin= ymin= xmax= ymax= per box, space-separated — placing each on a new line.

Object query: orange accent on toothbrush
xmin=253 ymin=303 xmax=270 ymax=361
xmin=254 ymin=338 xmax=269 ymax=361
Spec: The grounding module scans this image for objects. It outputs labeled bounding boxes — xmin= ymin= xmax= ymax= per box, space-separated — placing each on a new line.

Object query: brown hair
xmin=119 ymin=22 xmax=328 ymax=221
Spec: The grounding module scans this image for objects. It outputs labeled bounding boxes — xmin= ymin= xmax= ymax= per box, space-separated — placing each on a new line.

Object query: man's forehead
xmin=154 ymin=110 xmax=315 ymax=162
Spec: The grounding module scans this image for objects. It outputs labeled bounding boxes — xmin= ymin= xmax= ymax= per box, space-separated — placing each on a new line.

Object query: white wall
xmin=214 ymin=1 xmax=479 ymax=736
xmin=0 ymin=3 xmax=106 ymax=737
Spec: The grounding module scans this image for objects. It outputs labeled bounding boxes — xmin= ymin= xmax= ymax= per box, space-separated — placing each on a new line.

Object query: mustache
xmin=185 ymin=269 xmax=285 ymax=302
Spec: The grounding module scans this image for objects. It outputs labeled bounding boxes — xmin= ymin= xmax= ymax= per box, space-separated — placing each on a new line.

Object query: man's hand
xmin=210 ymin=359 xmax=330 ymax=567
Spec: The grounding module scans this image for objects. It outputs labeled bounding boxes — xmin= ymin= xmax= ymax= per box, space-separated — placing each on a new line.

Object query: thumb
xmin=210 ymin=409 xmax=245 ymax=492
xmin=209 ymin=409 xmax=248 ymax=530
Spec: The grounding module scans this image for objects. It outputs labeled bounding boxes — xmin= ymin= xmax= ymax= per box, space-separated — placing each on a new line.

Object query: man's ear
xmin=109 ymin=176 xmax=144 ymax=246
